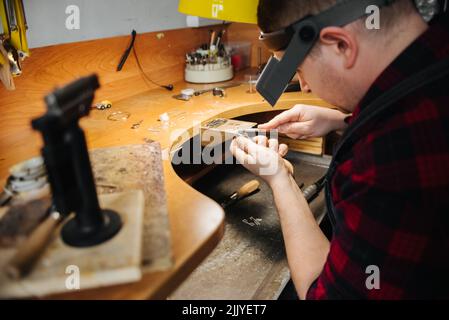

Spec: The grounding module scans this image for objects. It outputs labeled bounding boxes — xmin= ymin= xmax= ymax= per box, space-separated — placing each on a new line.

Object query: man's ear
xmin=319 ymin=26 xmax=358 ymax=69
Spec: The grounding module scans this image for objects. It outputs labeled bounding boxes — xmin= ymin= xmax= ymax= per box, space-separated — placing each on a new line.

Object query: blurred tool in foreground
xmin=31 ymin=74 xmax=122 ymax=248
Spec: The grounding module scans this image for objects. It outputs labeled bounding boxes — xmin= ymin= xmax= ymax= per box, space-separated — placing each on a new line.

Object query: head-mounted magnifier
xmin=256 ymin=0 xmax=396 ymax=106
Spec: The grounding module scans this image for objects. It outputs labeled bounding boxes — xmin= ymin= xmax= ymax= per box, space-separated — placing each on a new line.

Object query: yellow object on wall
xmin=1 ymin=1 xmax=10 ymax=37
xmin=0 ymin=52 xmax=5 ymax=66
xmin=1 ymin=0 xmax=29 ymax=58
xmin=1 ymin=0 xmax=30 ymax=89
xmin=9 ymin=0 xmax=29 ymax=58
xmin=178 ymin=0 xmax=259 ymax=24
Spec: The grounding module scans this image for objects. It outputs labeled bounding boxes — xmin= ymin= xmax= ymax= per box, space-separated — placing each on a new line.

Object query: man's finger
xmin=258 ymin=108 xmax=299 ymax=129
xmin=230 ymin=140 xmax=252 ymax=164
xmin=268 ymin=138 xmax=279 ymax=152
xmin=278 ymin=122 xmax=309 ymax=136
xmin=254 ymin=135 xmax=268 ymax=146
xmin=234 ymin=137 xmax=252 ymax=154
xmin=279 ymin=144 xmax=289 ymax=157
xmin=235 ymin=137 xmax=262 ymax=158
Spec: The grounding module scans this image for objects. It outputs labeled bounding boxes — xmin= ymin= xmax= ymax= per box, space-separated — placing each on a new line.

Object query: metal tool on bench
xmin=221 ymin=180 xmax=260 ymax=209
xmin=173 ymin=83 xmax=241 ymax=101
xmin=194 ymin=83 xmax=241 ymax=96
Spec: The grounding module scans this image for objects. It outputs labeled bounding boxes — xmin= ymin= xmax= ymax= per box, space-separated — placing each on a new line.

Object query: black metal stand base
xmin=61 ymin=210 xmax=122 ymax=247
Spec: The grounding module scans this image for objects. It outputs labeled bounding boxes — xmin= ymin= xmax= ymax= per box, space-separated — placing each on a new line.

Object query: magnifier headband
xmin=257 ymin=0 xmax=396 ymax=106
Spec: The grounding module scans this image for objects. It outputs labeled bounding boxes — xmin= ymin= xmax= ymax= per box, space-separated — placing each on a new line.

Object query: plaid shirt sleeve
xmin=307 ymin=13 xmax=449 ymax=300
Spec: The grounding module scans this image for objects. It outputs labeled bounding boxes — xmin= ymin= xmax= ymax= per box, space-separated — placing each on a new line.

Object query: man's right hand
xmin=258 ymin=104 xmax=349 ymax=139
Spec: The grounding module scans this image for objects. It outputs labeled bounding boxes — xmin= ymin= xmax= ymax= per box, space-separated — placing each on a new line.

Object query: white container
xmin=185 ymin=64 xmax=234 ymax=84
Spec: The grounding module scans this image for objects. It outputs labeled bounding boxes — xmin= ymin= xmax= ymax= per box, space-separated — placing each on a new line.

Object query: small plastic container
xmin=244 ymin=74 xmax=259 ymax=94
xmin=227 ymin=41 xmax=252 ymax=71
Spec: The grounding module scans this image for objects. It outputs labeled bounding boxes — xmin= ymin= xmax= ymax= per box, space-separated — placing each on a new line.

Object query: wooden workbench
xmin=0 ymin=79 xmax=331 ymax=299
xmin=0 ymin=25 xmax=333 ymax=299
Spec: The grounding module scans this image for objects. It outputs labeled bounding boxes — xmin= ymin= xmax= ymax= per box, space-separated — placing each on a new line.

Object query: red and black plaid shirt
xmin=307 ymin=14 xmax=449 ymax=299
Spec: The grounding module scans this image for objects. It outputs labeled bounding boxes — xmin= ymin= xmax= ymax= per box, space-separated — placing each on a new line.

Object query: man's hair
xmin=257 ymin=0 xmax=417 ymax=33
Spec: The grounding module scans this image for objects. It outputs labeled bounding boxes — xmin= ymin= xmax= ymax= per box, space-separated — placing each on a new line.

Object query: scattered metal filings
xmin=131 ymin=120 xmax=143 ymax=129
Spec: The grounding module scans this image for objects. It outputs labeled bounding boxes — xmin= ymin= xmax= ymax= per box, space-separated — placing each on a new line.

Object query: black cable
xmin=302 ymin=175 xmax=327 ymax=204
xmin=132 ymin=37 xmax=174 ymax=91
xmin=116 ymin=30 xmax=136 ymax=71
xmin=116 ymin=30 xmax=173 ymax=91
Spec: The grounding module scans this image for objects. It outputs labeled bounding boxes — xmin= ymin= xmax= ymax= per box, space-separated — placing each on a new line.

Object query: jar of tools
xmin=185 ymin=30 xmax=234 ymax=84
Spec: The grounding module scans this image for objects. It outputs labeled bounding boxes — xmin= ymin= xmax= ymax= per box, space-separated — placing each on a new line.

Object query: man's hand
xmin=230 ymin=136 xmax=289 ymax=185
xmin=259 ymin=104 xmax=348 ymax=139
xmin=231 ymin=134 xmax=330 ymax=300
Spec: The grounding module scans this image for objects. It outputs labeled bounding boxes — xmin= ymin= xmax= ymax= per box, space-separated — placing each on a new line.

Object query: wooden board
xmin=90 ymin=141 xmax=172 ymax=272
xmin=279 ymin=136 xmax=324 ymax=156
xmin=0 ymin=141 xmax=172 ymax=298
xmin=0 ymin=190 xmax=144 ymax=298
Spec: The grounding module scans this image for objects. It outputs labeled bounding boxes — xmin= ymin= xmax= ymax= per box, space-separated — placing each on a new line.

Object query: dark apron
xmin=324 ymin=57 xmax=449 ymax=227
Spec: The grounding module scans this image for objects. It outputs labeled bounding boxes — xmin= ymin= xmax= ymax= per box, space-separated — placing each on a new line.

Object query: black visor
xmin=259 ymin=25 xmax=296 ymax=52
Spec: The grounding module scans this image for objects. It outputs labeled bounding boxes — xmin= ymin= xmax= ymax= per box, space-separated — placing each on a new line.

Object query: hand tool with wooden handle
xmin=221 ymin=180 xmax=260 ymax=208
xmin=6 ymin=210 xmax=63 ymax=279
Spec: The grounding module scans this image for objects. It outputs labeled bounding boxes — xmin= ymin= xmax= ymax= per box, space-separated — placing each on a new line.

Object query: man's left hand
xmin=230 ymin=136 xmax=290 ymax=186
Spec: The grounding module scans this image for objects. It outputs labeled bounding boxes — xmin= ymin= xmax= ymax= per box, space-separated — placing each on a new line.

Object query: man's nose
xmin=297 ymin=72 xmax=311 ymax=93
